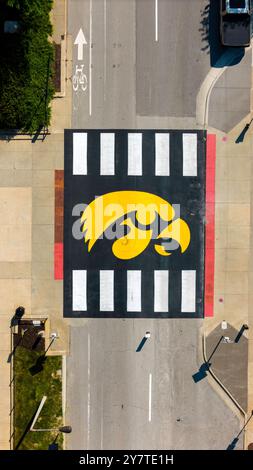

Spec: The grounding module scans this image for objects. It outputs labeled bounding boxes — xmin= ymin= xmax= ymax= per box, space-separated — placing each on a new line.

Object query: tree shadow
xmin=199 ymin=0 xmax=245 ymax=67
xmin=7 ymin=333 xmax=24 ymax=363
xmin=29 ymin=355 xmax=47 ymax=376
xmin=14 ymin=408 xmax=38 ymax=450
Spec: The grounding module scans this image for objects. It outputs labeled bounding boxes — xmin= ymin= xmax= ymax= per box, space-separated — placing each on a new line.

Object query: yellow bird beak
xmin=154 ymin=218 xmax=190 ymax=256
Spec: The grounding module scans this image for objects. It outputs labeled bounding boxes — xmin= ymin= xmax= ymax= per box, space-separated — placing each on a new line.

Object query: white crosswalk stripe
xmin=182 ymin=133 xmax=197 ymax=176
xmin=127 ymin=270 xmax=142 ymax=312
xmin=72 ymin=270 xmax=87 ymax=311
xmin=181 ymin=270 xmax=196 ymax=312
xmin=73 ymin=132 xmax=87 ymax=175
xmin=155 ymin=133 xmax=170 ymax=176
xmin=154 ymin=270 xmax=169 ymax=312
xmin=99 ymin=270 xmax=114 ymax=311
xmin=100 ymin=132 xmax=115 ymax=175
xmin=128 ymin=133 xmax=142 ymax=175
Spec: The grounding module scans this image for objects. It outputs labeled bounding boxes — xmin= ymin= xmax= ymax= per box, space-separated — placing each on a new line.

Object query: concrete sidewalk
xmin=205 ymin=323 xmax=248 ymax=412
xmin=0 ymin=0 xmax=71 ymax=450
xmin=209 ymin=49 xmax=252 ymax=133
xmin=205 ymin=120 xmax=252 ymax=336
xmin=204 ymin=116 xmax=253 ymax=448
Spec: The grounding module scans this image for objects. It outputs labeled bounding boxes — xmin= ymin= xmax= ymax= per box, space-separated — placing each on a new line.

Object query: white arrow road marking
xmin=74 ymin=28 xmax=87 ymax=61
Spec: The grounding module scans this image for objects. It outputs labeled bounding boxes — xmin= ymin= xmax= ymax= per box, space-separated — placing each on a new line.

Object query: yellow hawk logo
xmin=81 ymin=191 xmax=190 ymax=260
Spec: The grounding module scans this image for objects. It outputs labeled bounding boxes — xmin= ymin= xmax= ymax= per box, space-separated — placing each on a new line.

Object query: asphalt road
xmin=66 ymin=319 xmax=242 ymax=450
xmin=66 ymin=0 xmax=243 ymax=449
xmin=68 ymin=0 xmax=136 ymax=128
xmin=68 ymin=0 xmax=212 ymax=127
xmin=136 ymin=0 xmax=211 ymax=117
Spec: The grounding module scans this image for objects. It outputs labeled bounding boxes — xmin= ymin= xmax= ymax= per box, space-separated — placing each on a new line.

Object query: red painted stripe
xmin=54 ymin=242 xmax=63 ymax=280
xmin=204 ymin=134 xmax=216 ymax=317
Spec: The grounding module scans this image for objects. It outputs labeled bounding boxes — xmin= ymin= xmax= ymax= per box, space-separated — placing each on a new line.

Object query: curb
xmin=54 ymin=36 xmax=67 ymax=98
xmin=196 ymin=46 xmax=252 ymax=128
xmin=9 ymin=325 xmax=15 ymax=450
xmin=62 ymin=355 xmax=67 ymax=450
xmin=53 ymin=0 xmax=69 ymax=99
xmin=196 ymin=67 xmax=226 ymax=128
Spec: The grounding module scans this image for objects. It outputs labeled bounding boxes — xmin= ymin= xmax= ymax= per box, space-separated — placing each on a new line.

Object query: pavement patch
xmin=54 ymin=170 xmax=64 ymax=280
xmin=204 ymin=134 xmax=216 ymax=317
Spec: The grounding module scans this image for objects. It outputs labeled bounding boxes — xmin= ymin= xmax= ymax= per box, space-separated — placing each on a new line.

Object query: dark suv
xmin=220 ymin=0 xmax=252 ymax=46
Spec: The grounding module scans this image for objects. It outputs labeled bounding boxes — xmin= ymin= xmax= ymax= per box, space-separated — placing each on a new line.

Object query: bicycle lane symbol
xmin=72 ymin=64 xmax=88 ymax=92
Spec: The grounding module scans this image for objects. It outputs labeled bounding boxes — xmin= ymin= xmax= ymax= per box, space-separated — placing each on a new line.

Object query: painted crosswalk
xmin=71 ymin=130 xmax=200 ymax=177
xmin=72 ymin=269 xmax=197 ymax=315
xmin=64 ymin=129 xmax=206 ymax=318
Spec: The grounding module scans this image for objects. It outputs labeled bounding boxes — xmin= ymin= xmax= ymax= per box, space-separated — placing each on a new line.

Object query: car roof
xmin=225 ymin=0 xmax=250 ymax=13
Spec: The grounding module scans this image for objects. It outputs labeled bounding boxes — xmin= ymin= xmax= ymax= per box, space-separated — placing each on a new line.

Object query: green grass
xmin=14 ymin=347 xmax=63 ymax=450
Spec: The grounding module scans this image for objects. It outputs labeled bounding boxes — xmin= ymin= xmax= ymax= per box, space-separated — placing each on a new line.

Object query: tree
xmin=0 ymin=0 xmax=55 ymax=133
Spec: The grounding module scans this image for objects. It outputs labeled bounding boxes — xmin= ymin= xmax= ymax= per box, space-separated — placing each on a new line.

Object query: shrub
xmin=0 ymin=0 xmax=55 ymax=133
